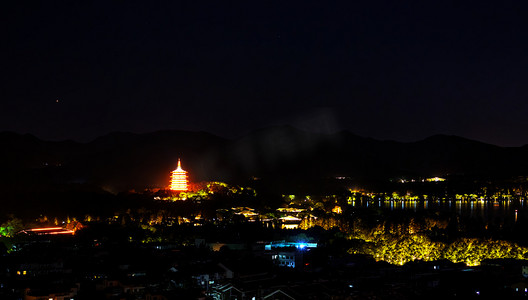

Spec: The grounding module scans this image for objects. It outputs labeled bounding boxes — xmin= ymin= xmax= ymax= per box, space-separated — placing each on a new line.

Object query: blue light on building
xmin=264 ymin=241 xmax=317 ymax=250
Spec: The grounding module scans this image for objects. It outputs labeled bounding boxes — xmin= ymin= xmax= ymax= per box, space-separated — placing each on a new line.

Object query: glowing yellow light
xmin=426 ymin=177 xmax=446 ymax=182
xmin=332 ymin=206 xmax=342 ymax=214
xmin=170 ymin=159 xmax=188 ymax=191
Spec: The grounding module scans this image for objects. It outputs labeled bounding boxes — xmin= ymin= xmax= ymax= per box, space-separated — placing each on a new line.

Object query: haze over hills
xmin=1 ymin=127 xmax=528 ymax=194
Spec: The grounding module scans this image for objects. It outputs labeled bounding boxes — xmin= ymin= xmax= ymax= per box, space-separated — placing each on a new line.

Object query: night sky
xmin=2 ymin=1 xmax=528 ymax=146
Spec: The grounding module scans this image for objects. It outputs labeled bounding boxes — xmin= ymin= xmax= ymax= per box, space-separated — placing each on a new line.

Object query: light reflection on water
xmin=350 ymin=198 xmax=525 ymax=223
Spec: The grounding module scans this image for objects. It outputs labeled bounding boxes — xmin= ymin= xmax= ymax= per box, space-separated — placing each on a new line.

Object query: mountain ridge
xmin=1 ymin=128 xmax=528 ymax=192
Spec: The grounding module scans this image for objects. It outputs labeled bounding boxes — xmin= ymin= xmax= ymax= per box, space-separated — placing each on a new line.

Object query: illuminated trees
xmin=297 ymin=212 xmax=528 ymax=266
xmin=443 ymin=238 xmax=528 ymax=266
xmin=0 ymin=217 xmax=23 ymax=237
xmin=346 ymin=219 xmax=528 ymax=266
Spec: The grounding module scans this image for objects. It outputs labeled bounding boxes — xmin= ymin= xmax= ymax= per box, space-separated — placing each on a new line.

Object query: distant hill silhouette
xmin=1 ymin=127 xmax=528 ymax=193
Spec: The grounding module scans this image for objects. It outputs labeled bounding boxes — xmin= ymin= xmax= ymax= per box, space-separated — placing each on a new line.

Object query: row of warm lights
xmin=23 ymin=227 xmax=75 ymax=235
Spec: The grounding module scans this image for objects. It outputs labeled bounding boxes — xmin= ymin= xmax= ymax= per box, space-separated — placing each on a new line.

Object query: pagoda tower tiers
xmin=170 ymin=159 xmax=188 ymax=191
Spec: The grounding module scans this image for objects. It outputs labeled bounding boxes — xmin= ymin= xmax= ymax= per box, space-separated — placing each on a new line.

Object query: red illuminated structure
xmin=170 ymin=159 xmax=188 ymax=191
xmin=21 ymin=227 xmax=75 ymax=235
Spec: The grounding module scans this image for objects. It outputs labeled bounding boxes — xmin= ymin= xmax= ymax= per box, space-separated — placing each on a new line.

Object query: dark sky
xmin=2 ymin=1 xmax=528 ymax=146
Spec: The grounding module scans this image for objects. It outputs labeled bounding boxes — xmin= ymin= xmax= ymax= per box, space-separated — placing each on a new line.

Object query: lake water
xmin=350 ymin=198 xmax=526 ymax=223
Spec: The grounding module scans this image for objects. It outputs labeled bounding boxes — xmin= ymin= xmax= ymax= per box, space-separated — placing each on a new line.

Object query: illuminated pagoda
xmin=170 ymin=159 xmax=188 ymax=191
